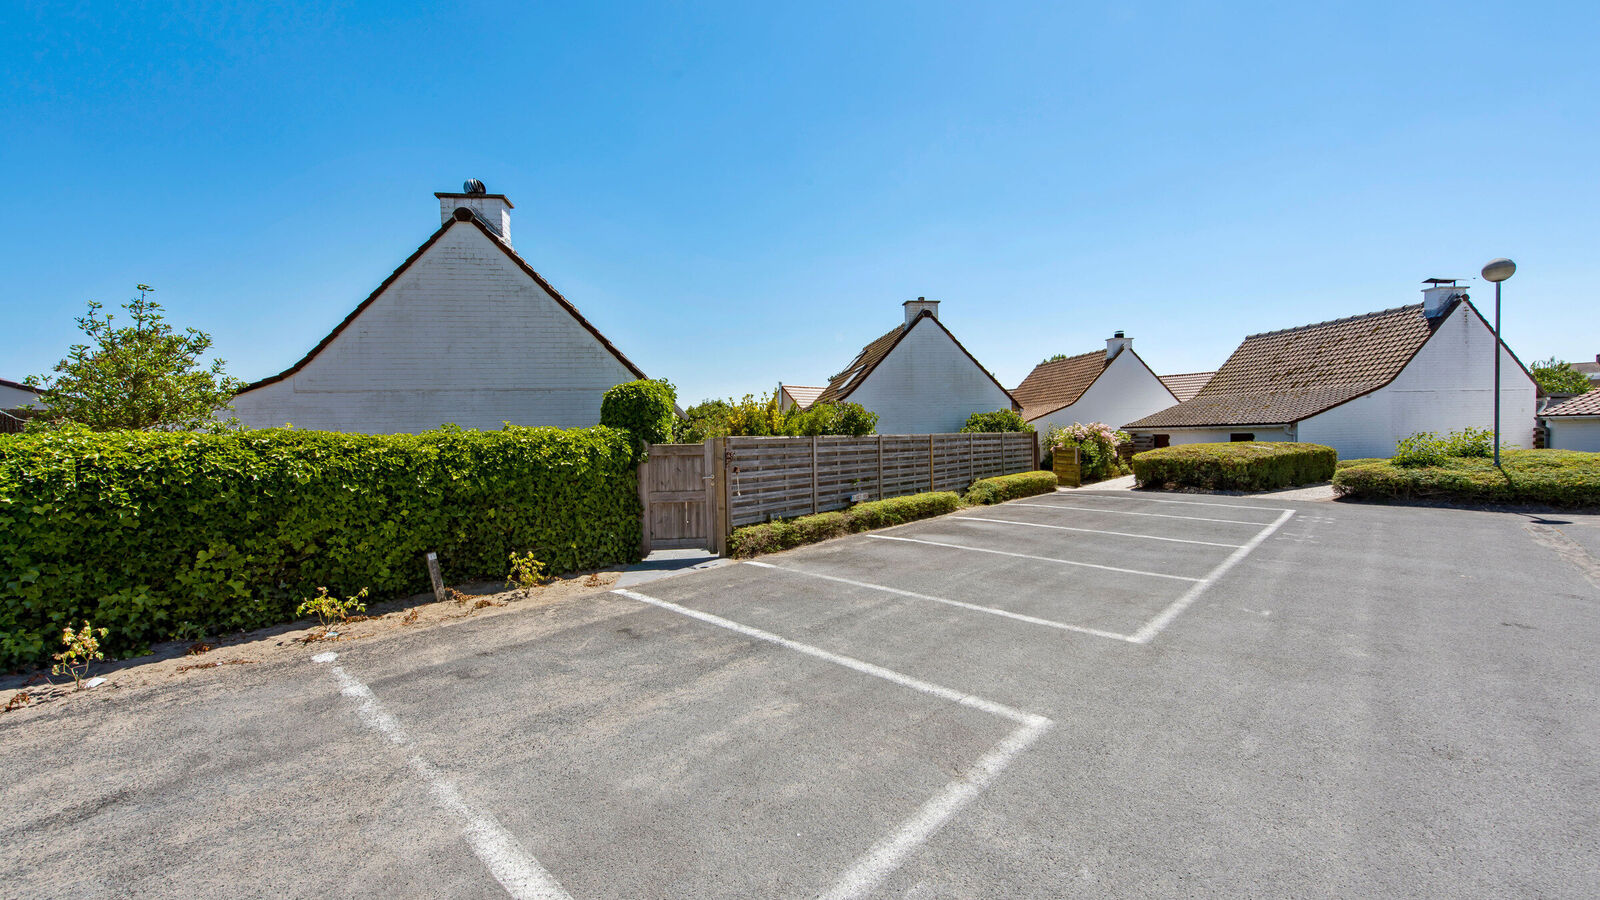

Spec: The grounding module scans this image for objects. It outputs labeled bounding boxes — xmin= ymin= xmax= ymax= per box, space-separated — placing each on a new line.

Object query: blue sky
xmin=4 ymin=1 xmax=1596 ymax=404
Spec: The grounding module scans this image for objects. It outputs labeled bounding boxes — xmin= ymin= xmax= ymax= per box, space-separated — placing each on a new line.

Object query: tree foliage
xmin=960 ymin=409 xmax=1032 ymax=433
xmin=1530 ymin=357 xmax=1593 ymax=395
xmin=678 ymin=392 xmax=877 ymax=442
xmin=27 ymin=286 xmax=245 ymax=431
xmin=600 ymin=379 xmax=678 ymax=459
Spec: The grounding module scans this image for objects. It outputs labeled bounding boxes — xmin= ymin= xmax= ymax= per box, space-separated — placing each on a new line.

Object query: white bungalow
xmin=1011 ymin=333 xmax=1179 ymax=432
xmin=1540 ymin=389 xmax=1600 ymax=451
xmin=811 ymin=298 xmax=1019 ymax=434
xmin=1125 ymin=279 xmax=1538 ymax=459
xmin=231 ymin=180 xmax=649 ymax=433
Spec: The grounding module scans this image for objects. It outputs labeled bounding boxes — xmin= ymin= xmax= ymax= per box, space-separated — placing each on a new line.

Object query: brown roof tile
xmin=1127 ymin=304 xmax=1447 ymax=429
xmin=1157 ymin=371 xmax=1215 ymax=403
xmin=1012 ymin=351 xmax=1109 ymax=422
xmin=1541 ymin=387 xmax=1600 ymax=416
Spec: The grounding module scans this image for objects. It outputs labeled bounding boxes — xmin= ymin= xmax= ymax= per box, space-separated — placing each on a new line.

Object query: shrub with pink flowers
xmin=1046 ymin=422 xmax=1131 ymax=482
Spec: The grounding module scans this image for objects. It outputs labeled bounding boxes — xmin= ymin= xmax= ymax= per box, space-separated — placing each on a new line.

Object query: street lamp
xmin=1481 ymin=258 xmax=1516 ymax=467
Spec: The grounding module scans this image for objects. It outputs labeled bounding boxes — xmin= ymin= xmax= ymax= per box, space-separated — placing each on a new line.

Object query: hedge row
xmin=1131 ymin=442 xmax=1337 ymax=491
xmin=964 ymin=470 xmax=1060 ymax=504
xmin=1331 ymin=450 xmax=1600 ymax=507
xmin=0 ymin=426 xmax=642 ymax=670
xmin=728 ymin=491 xmax=961 ymax=557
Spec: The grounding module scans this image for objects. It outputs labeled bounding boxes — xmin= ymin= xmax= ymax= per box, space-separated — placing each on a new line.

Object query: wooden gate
xmin=637 ymin=443 xmax=713 ymax=552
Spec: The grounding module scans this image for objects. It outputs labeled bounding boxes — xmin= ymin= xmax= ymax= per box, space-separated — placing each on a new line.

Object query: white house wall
xmin=231 ymin=223 xmax=638 ymax=433
xmin=1029 ymin=351 xmax=1177 ymax=433
xmin=847 ymin=321 xmax=1014 ymax=434
xmin=1297 ymin=305 xmax=1536 ymax=459
xmin=1155 ymin=427 xmax=1294 ymax=446
xmin=1545 ymin=418 xmax=1600 ymax=451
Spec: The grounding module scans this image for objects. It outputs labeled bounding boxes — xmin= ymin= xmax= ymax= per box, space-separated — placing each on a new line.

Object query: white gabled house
xmin=1011 ymin=333 xmax=1178 ymax=432
xmin=1124 ymin=280 xmax=1538 ymax=459
xmin=231 ymin=181 xmax=649 ymax=433
xmin=811 ymin=298 xmax=1019 ymax=434
xmin=1539 ymin=389 xmax=1600 ymax=451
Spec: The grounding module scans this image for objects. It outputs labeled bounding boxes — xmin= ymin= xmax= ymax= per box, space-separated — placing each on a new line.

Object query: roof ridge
xmin=1160 ymin=370 xmax=1215 ymax=378
xmin=1244 ymin=303 xmax=1424 ymax=339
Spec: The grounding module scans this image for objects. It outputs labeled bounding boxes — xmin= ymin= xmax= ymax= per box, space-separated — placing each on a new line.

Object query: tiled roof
xmin=814 ymin=312 xmax=1019 ymax=410
xmin=1012 ymin=351 xmax=1108 ymax=422
xmin=1158 ymin=372 xmax=1215 ymax=403
xmin=780 ymin=384 xmax=825 ymax=409
xmin=1571 ymin=360 xmax=1600 ymax=378
xmin=1541 ymin=388 xmax=1600 ymax=416
xmin=1127 ymin=304 xmax=1446 ymax=429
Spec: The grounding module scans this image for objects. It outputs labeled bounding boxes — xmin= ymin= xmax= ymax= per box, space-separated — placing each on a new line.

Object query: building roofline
xmin=822 ymin=311 xmax=1019 ymax=411
xmin=239 ymin=208 xmax=646 ymax=393
xmin=0 ymin=377 xmax=39 ymax=394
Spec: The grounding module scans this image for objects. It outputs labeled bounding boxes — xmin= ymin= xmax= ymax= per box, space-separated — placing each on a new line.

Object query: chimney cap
xmin=1422 ymin=277 xmax=1463 ymax=286
xmin=1113 ymin=330 xmax=1125 ymax=339
xmin=463 ymin=178 xmax=487 ymax=194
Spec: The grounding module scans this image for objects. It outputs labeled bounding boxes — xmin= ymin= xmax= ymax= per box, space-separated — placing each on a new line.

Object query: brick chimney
xmin=435 ymin=178 xmax=513 ymax=245
xmin=1106 ymin=331 xmax=1131 ymax=360
xmin=903 ymin=296 xmax=940 ymax=326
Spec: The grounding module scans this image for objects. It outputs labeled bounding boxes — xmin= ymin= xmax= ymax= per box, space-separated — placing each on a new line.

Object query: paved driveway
xmin=5 ymin=491 xmax=1599 ymax=898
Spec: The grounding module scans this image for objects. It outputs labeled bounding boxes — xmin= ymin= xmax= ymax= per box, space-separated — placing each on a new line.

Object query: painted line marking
xmin=952 ymin=515 xmax=1246 ymax=548
xmin=1005 ymin=502 xmax=1271 ymax=526
xmin=611 ymin=588 xmax=1054 ymax=900
xmin=866 ymin=534 xmax=1202 ymax=582
xmin=1128 ymin=508 xmax=1295 ymax=644
xmin=744 ymin=560 xmax=1137 ymax=643
xmin=316 ymin=652 xmax=572 ymax=900
xmin=1044 ymin=493 xmax=1287 ymax=512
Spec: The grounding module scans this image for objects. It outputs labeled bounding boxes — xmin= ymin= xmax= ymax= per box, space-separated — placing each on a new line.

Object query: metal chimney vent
xmin=463 ymin=178 xmax=486 ymax=194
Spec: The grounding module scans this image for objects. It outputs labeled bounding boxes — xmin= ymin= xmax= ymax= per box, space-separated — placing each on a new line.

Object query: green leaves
xmin=0 ymin=425 xmax=642 ymax=670
xmin=600 ymin=380 xmax=677 ymax=458
xmin=1130 ymin=442 xmax=1337 ymax=491
xmin=960 ymin=410 xmax=1032 ymax=434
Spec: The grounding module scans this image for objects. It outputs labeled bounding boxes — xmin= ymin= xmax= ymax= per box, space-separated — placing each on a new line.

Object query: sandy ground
xmin=0 ymin=568 xmax=623 ymax=719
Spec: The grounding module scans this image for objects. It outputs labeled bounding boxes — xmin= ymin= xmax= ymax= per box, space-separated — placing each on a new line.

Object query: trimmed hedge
xmin=1336 ymin=458 xmax=1386 ymax=470
xmin=1332 ymin=450 xmax=1600 ymax=507
xmin=600 ymin=379 xmax=677 ymax=458
xmin=1131 ymin=441 xmax=1337 ymax=491
xmin=0 ymin=426 xmax=641 ymax=670
xmin=728 ymin=491 xmax=961 ymax=557
xmin=965 ymin=470 xmax=1059 ymax=505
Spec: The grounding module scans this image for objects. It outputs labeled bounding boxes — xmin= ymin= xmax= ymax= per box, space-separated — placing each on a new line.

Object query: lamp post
xmin=1481 ymin=258 xmax=1516 ymax=467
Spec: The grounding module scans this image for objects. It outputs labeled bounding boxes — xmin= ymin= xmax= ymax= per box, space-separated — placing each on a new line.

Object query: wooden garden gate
xmin=637 ymin=443 xmax=714 ymax=552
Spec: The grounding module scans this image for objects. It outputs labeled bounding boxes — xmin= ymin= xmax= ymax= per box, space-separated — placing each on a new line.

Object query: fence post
xmin=810 ymin=435 xmax=819 ymax=514
xmin=1031 ymin=431 xmax=1040 ymax=471
xmin=702 ymin=439 xmax=717 ymax=553
xmin=714 ymin=438 xmax=731 ymax=556
xmin=877 ymin=434 xmax=885 ymax=501
xmin=637 ymin=452 xmax=651 ymax=555
xmin=927 ymin=435 xmax=936 ymax=492
xmin=968 ymin=432 xmax=975 ymax=488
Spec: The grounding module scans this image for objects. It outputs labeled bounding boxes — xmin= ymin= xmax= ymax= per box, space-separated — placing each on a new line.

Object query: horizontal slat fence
xmin=723 ymin=431 xmax=1037 ymax=528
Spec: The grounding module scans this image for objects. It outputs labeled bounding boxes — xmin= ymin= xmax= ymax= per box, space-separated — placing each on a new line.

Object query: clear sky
xmin=4 ymin=1 xmax=1596 ymax=405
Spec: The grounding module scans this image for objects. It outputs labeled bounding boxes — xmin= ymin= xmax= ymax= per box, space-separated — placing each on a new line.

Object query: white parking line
xmin=867 ymin=534 xmax=1202 ymax=582
xmin=1041 ymin=493 xmax=1288 ymax=512
xmin=1127 ymin=508 xmax=1296 ymax=644
xmin=744 ymin=560 xmax=1137 ymax=642
xmin=612 ymin=588 xmax=1054 ymax=900
xmin=314 ymin=652 xmax=573 ymax=900
xmin=952 ymin=515 xmax=1246 ymax=548
xmin=1006 ymin=502 xmax=1270 ymax=526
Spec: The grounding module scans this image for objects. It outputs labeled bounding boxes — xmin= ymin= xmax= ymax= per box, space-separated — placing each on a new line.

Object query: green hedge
xmin=0 ymin=426 xmax=642 ymax=670
xmin=600 ymin=379 xmax=677 ymax=459
xmin=728 ymin=491 xmax=961 ymax=557
xmin=1131 ymin=442 xmax=1337 ymax=491
xmin=1332 ymin=450 xmax=1600 ymax=507
xmin=964 ymin=470 xmax=1059 ymax=505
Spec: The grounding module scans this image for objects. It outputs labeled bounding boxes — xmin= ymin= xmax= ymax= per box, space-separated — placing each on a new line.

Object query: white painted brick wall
xmin=1546 ymin=418 xmax=1600 ymax=451
xmin=1028 ymin=349 xmax=1179 ymax=432
xmin=231 ymin=223 xmax=639 ymax=433
xmin=845 ymin=320 xmax=1015 ymax=434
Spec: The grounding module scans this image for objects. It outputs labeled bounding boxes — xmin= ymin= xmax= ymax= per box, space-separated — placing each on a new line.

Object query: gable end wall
xmin=847 ymin=321 xmax=1014 ymax=433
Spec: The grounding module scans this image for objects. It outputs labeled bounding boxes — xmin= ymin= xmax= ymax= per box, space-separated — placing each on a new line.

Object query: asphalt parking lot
xmin=6 ymin=490 xmax=1600 ymax=898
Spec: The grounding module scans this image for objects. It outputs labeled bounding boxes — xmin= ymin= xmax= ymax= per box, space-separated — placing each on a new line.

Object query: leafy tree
xmin=678 ymin=391 xmax=877 ymax=442
xmin=1040 ymin=353 xmax=1071 ymax=365
xmin=1530 ymin=357 xmax=1593 ymax=395
xmin=27 ymin=286 xmax=245 ymax=431
xmin=960 ymin=409 xmax=1033 ymax=433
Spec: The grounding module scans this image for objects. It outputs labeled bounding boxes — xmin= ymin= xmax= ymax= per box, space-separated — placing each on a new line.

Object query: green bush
xmin=678 ymin=392 xmax=878 ymax=442
xmin=1045 ymin=423 xmax=1130 ymax=482
xmin=1336 ymin=458 xmax=1386 ymax=470
xmin=964 ymin=471 xmax=1059 ymax=505
xmin=0 ymin=426 xmax=642 ymax=670
xmin=1131 ymin=442 xmax=1337 ymax=491
xmin=1392 ymin=427 xmax=1495 ymax=467
xmin=1332 ymin=450 xmax=1600 ymax=507
xmin=728 ymin=491 xmax=961 ymax=557
xmin=960 ymin=410 xmax=1032 ymax=433
xmin=600 ymin=379 xmax=677 ymax=457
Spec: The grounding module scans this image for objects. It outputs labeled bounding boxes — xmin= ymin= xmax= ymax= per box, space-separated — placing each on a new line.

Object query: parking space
xmin=8 ymin=491 xmax=1600 ymax=898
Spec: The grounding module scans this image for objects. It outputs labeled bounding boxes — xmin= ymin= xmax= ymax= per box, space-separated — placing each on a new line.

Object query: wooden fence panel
xmin=722 ymin=431 xmax=1040 ymax=529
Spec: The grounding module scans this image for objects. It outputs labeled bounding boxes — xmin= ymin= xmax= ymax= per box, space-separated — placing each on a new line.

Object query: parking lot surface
xmin=5 ymin=491 xmax=1599 ymax=898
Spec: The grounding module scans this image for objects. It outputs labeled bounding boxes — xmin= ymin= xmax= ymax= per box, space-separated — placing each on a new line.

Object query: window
xmin=1229 ymin=433 xmax=1255 ymax=442
xmin=1153 ymin=434 xmax=1170 ymax=448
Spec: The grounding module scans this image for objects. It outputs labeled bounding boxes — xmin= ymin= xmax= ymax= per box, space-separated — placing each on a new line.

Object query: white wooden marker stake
xmin=425 ymin=552 xmax=447 ymax=603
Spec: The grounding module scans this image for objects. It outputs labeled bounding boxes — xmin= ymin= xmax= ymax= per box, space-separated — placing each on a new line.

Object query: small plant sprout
xmin=295 ymin=586 xmax=369 ymax=637
xmin=507 ymin=551 xmax=548 ymax=591
xmin=52 ymin=622 xmax=109 ymax=690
